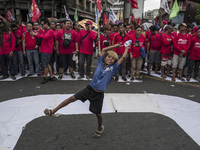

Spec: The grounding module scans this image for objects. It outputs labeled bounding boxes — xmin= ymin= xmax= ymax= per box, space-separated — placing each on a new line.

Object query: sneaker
xmin=27 ymin=74 xmax=34 ymax=77
xmin=11 ymin=75 xmax=16 ymax=80
xmin=71 ymin=72 xmax=76 ymax=79
xmin=86 ymin=75 xmax=90 ymax=80
xmin=37 ymin=74 xmax=41 ymax=77
xmin=58 ymin=74 xmax=63 ymax=80
xmin=21 ymin=73 xmax=25 ymax=76
xmin=130 ymin=77 xmax=134 ymax=82
xmin=122 ymin=76 xmax=127 ymax=82
xmin=1 ymin=75 xmax=9 ymax=79
xmin=114 ymin=76 xmax=119 ymax=82
xmin=49 ymin=76 xmax=57 ymax=81
xmin=41 ymin=77 xmax=49 ymax=84
xmin=78 ymin=75 xmax=84 ymax=79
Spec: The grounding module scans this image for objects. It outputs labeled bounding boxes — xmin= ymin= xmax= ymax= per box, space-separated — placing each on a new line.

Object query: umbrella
xmin=47 ymin=17 xmax=57 ymax=22
xmin=77 ymin=19 xmax=98 ymax=29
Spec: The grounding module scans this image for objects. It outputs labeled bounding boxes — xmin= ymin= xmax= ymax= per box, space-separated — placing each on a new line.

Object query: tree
xmin=195 ymin=4 xmax=200 ymax=25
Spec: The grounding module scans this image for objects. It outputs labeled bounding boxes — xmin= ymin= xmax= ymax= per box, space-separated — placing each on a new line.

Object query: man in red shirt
xmin=31 ymin=19 xmax=56 ymax=84
xmin=129 ymin=26 xmax=146 ymax=81
xmin=172 ymin=23 xmax=191 ymax=82
xmin=78 ymin=20 xmax=97 ymax=79
xmin=147 ymin=25 xmax=162 ymax=75
xmin=113 ymin=23 xmax=130 ymax=81
xmin=187 ymin=27 xmax=200 ymax=82
xmin=110 ymin=24 xmax=118 ymax=43
xmin=0 ymin=21 xmax=16 ymax=80
xmin=22 ymin=22 xmax=40 ymax=77
xmin=55 ymin=19 xmax=78 ymax=80
xmin=11 ymin=24 xmax=26 ymax=76
xmin=160 ymin=25 xmax=173 ymax=78
xmin=100 ymin=25 xmax=111 ymax=51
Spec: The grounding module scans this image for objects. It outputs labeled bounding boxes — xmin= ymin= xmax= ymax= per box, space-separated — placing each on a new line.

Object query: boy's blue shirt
xmin=90 ymin=55 xmax=119 ymax=92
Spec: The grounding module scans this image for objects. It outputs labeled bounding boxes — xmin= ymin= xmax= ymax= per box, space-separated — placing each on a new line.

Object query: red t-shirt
xmin=148 ymin=32 xmax=162 ymax=51
xmin=56 ymin=29 xmax=78 ymax=54
xmin=113 ymin=33 xmax=130 ymax=55
xmin=173 ymin=33 xmax=191 ymax=56
xmin=128 ymin=30 xmax=135 ymax=37
xmin=23 ymin=32 xmax=37 ymax=50
xmin=110 ymin=32 xmax=118 ymax=44
xmin=146 ymin=31 xmax=151 ymax=41
xmin=0 ymin=32 xmax=15 ymax=55
xmin=76 ymin=30 xmax=82 ymax=49
xmin=129 ymin=34 xmax=146 ymax=58
xmin=100 ymin=34 xmax=111 ymax=51
xmin=189 ymin=36 xmax=200 ymax=60
xmin=14 ymin=30 xmax=23 ymax=52
xmin=79 ymin=30 xmax=97 ymax=55
xmin=36 ymin=29 xmax=54 ymax=53
xmin=160 ymin=33 xmax=173 ymax=56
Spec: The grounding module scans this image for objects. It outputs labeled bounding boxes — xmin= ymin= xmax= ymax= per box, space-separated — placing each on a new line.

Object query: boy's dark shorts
xmin=74 ymin=85 xmax=104 ymax=114
xmin=41 ymin=52 xmax=52 ymax=68
xmin=59 ymin=54 xmax=73 ymax=68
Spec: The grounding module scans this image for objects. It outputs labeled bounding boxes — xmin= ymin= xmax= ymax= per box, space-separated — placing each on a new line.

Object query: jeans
xmin=26 ymin=49 xmax=40 ymax=74
xmin=187 ymin=59 xmax=200 ymax=78
xmin=79 ymin=53 xmax=92 ymax=77
xmin=115 ymin=54 xmax=126 ymax=77
xmin=13 ymin=51 xmax=25 ymax=74
xmin=0 ymin=54 xmax=14 ymax=76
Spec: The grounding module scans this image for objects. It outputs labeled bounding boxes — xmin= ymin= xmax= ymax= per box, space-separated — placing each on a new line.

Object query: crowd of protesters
xmin=0 ymin=18 xmax=200 ymax=84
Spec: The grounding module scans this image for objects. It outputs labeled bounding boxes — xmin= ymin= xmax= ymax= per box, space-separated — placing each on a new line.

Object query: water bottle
xmin=124 ymin=40 xmax=132 ymax=47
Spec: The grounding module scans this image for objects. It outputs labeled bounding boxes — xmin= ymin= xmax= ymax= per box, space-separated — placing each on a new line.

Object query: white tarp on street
xmin=0 ymin=94 xmax=200 ymax=149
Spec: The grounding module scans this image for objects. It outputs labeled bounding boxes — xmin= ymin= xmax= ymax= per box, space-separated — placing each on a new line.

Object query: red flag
xmin=137 ymin=17 xmax=141 ymax=25
xmin=129 ymin=0 xmax=139 ymax=9
xmin=131 ymin=13 xmax=135 ymax=21
xmin=96 ymin=0 xmax=102 ymax=14
xmin=5 ymin=10 xmax=15 ymax=21
xmin=103 ymin=13 xmax=110 ymax=25
xmin=32 ymin=0 xmax=41 ymax=22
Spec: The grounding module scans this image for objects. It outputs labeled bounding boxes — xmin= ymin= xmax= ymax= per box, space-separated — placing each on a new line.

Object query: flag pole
xmin=96 ymin=4 xmax=101 ymax=55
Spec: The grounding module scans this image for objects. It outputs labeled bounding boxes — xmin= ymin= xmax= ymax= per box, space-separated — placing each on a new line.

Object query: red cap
xmin=163 ymin=20 xmax=168 ymax=25
xmin=85 ymin=20 xmax=93 ymax=26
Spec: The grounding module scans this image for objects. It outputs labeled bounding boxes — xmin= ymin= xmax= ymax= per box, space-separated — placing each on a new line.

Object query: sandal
xmin=44 ymin=109 xmax=54 ymax=116
xmin=178 ymin=76 xmax=185 ymax=82
xmin=93 ymin=125 xmax=104 ymax=138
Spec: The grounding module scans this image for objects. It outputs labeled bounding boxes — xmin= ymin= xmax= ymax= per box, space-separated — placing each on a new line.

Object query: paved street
xmin=1 ymin=58 xmax=200 ymax=150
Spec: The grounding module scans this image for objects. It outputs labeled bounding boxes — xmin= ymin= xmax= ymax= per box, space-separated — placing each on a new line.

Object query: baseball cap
xmin=179 ymin=23 xmax=187 ymax=28
xmin=85 ymin=20 xmax=93 ymax=26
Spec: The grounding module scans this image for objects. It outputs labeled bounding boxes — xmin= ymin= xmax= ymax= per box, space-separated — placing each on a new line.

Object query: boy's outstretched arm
xmin=100 ymin=44 xmax=121 ymax=57
xmin=118 ymin=46 xmax=130 ymax=65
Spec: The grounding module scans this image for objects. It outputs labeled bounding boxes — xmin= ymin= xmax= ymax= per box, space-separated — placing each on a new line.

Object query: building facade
xmin=159 ymin=0 xmax=197 ymax=24
xmin=0 ymin=0 xmax=95 ymax=22
xmin=111 ymin=0 xmax=124 ymax=21
xmin=144 ymin=9 xmax=159 ymax=20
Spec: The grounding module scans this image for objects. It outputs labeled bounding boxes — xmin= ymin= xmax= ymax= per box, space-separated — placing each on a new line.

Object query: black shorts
xmin=74 ymin=85 xmax=104 ymax=114
xmin=59 ymin=54 xmax=73 ymax=68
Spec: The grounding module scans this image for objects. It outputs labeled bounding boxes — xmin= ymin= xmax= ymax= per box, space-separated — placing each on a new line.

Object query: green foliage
xmin=195 ymin=4 xmax=200 ymax=24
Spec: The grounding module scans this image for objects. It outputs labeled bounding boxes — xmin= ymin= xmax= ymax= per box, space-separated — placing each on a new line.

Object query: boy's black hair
xmin=118 ymin=23 xmax=126 ymax=28
xmin=113 ymin=24 xmax=118 ymax=28
xmin=187 ymin=24 xmax=192 ymax=29
xmin=150 ymin=25 xmax=157 ymax=32
xmin=11 ymin=24 xmax=17 ymax=29
xmin=27 ymin=21 xmax=34 ymax=26
xmin=43 ymin=19 xmax=50 ymax=26
xmin=135 ymin=25 xmax=142 ymax=30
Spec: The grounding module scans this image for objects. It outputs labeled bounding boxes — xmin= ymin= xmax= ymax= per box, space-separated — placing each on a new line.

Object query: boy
xmin=44 ymin=43 xmax=130 ymax=138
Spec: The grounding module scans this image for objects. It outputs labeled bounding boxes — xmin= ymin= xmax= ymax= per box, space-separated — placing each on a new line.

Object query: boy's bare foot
xmin=44 ymin=109 xmax=54 ymax=116
xmin=93 ymin=125 xmax=104 ymax=138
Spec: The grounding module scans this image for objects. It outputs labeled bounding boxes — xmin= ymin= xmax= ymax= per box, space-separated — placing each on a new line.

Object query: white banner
xmin=160 ymin=0 xmax=171 ymax=15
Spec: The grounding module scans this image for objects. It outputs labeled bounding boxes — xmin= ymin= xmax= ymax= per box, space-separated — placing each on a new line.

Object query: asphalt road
xmin=1 ymin=57 xmax=200 ymax=150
